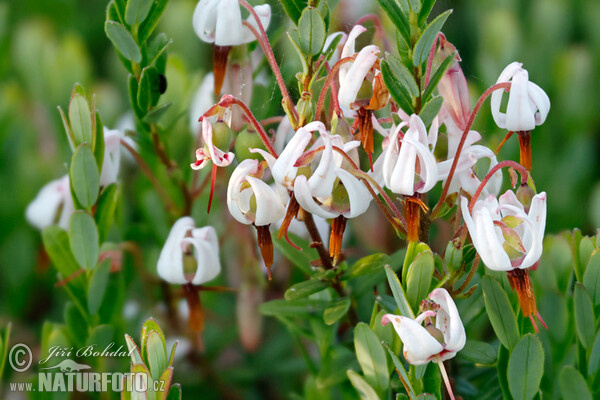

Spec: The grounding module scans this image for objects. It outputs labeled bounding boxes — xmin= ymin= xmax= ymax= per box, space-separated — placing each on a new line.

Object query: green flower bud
xmin=212 ymin=121 xmax=233 ymax=151
xmin=234 ymin=129 xmax=266 ymax=161
xmin=445 ymin=239 xmax=463 ymax=272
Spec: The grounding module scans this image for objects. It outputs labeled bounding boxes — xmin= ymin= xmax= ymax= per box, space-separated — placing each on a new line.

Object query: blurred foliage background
xmin=0 ymin=0 xmax=599 ymax=397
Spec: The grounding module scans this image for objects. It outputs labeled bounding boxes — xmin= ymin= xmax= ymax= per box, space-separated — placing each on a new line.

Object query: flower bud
xmin=212 ymin=121 xmax=233 ymax=151
xmin=516 ymin=184 xmax=535 ymax=213
xmin=445 ymin=240 xmax=463 ymax=272
xmin=234 ymin=129 xmax=266 ymax=161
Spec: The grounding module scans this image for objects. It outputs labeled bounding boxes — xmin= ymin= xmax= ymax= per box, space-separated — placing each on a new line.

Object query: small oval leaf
xmin=354 ymin=323 xmax=389 ymax=393
xmin=481 ymin=275 xmax=520 ymax=350
xmin=298 ymin=7 xmax=326 ymax=56
xmin=574 ymin=282 xmax=595 ymax=349
xmin=558 ymin=366 xmax=592 ymax=400
xmin=413 ymin=10 xmax=452 ymax=66
xmin=105 ymin=20 xmax=141 ymax=63
xmin=507 ymin=334 xmax=544 ymax=400
xmin=70 ymin=144 xmax=100 ymax=208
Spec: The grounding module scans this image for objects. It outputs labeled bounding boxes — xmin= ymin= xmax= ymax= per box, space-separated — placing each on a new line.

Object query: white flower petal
xmin=157 ymin=217 xmax=195 ymax=284
xmin=429 ymin=288 xmax=466 ymax=353
xmin=246 ymin=176 xmax=286 ymax=226
xmin=382 ymin=314 xmax=444 ymax=365
xmin=190 ymin=226 xmax=221 ymax=285
xmin=293 ymin=175 xmax=339 ymax=219
xmin=336 ymin=168 xmax=371 ymax=218
xmin=227 ymin=159 xmax=259 ymax=225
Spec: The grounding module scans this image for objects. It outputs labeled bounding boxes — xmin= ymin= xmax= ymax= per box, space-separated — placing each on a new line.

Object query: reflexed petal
xmin=25 ymin=175 xmax=70 ymax=231
xmin=246 ymin=176 xmax=286 ymax=226
xmin=491 ymin=62 xmax=523 ymax=129
xmin=293 ymin=175 xmax=339 ymax=219
xmin=271 ymin=128 xmax=311 ymax=189
xmin=336 ymin=168 xmax=371 ymax=218
xmin=505 ymin=69 xmax=535 ymax=131
xmin=519 ymin=192 xmax=546 ymax=269
xmin=528 ymin=82 xmax=551 ymax=125
xmin=192 ymin=0 xmax=220 ymax=43
xmin=429 ymin=288 xmax=466 ymax=353
xmin=157 ymin=217 xmax=195 ymax=284
xmin=100 ymin=128 xmax=122 ymax=186
xmin=382 ymin=314 xmax=444 ymax=365
xmin=227 ymin=159 xmax=260 ymax=225
xmin=338 ymin=45 xmax=380 ymax=115
xmin=403 ymin=133 xmax=438 ymax=193
xmin=339 ymin=24 xmax=367 ymax=82
xmin=307 ymin=134 xmax=336 ymax=198
xmin=189 ymin=226 xmax=221 ymax=285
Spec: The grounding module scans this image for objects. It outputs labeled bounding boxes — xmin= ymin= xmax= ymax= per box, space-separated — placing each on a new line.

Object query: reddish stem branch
xmin=424 ymin=33 xmax=442 ymax=88
xmin=315 ymin=57 xmax=354 ymax=120
xmin=239 ymin=0 xmax=299 ymax=125
xmin=468 ymin=160 xmax=529 ymax=212
xmin=431 ymin=82 xmax=512 ymax=218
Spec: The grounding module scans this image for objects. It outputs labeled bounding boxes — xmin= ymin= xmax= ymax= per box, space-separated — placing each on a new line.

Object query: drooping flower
xmin=461 ymin=190 xmax=547 ymax=330
xmin=192 ymin=0 xmax=271 ymax=95
xmin=157 ymin=217 xmax=221 ymax=286
xmin=227 ymin=158 xmax=286 ymax=277
xmin=382 ymin=288 xmax=466 ymax=365
xmin=25 ymin=174 xmax=74 ymax=231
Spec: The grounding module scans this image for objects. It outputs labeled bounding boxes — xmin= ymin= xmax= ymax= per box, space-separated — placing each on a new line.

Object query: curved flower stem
xmin=218 ymin=95 xmax=278 ymax=157
xmin=315 ymin=57 xmax=354 ymax=120
xmin=259 ymin=116 xmax=284 ymax=126
xmin=431 ymin=82 xmax=512 ymax=219
xmin=436 ymin=358 xmax=456 ymax=400
xmin=239 ymin=0 xmax=299 ymax=126
xmin=120 ymin=138 xmax=178 ymax=213
xmin=468 ymin=160 xmax=529 ymax=213
xmin=455 ymin=254 xmax=480 ymax=295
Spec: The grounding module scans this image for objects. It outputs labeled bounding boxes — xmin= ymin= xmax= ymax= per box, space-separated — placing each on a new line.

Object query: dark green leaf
xmin=507 ymin=334 xmax=544 ymax=400
xmin=375 ymin=0 xmax=410 ymax=45
xmin=407 ymin=0 xmax=420 ymax=13
xmin=143 ymin=102 xmax=173 ymax=124
xmin=284 ymin=279 xmax=328 ymax=300
xmin=406 ymin=249 xmax=434 ymax=312
xmin=574 ymin=283 xmax=595 ymax=349
xmin=323 ymin=297 xmax=351 ymax=325
xmin=383 ymin=342 xmax=414 ymax=398
xmin=69 ymin=211 xmax=99 ymax=270
xmin=95 ymin=184 xmax=119 ymax=243
xmin=273 ymin=233 xmax=319 ymax=276
xmin=138 ymin=66 xmax=156 ymax=112
xmin=93 ymin=111 xmax=104 ymax=173
xmin=413 ymin=10 xmax=452 ymax=66
xmin=105 ymin=20 xmax=141 ymax=63
xmin=460 ymin=340 xmax=497 ymax=365
xmin=42 ymin=226 xmax=86 ymax=292
xmin=298 ymin=7 xmax=326 ymax=56
xmin=481 ymin=275 xmax=520 ymax=350
xmin=497 ymin=344 xmax=511 ymax=400
xmin=415 ymin=395 xmax=436 ymax=400
xmin=69 ymin=93 xmax=93 ymax=148
xmin=354 ymin=322 xmax=389 ymax=393
xmin=70 ymin=143 xmax=100 ymax=208
xmin=422 ymin=53 xmax=455 ymax=102
xmin=385 ymin=265 xmax=415 ymax=319
xmin=387 ymin=54 xmax=419 ymax=97
xmin=558 ymin=366 xmax=592 ymax=400
xmin=125 ymin=0 xmax=153 ymax=26
xmin=583 ymin=249 xmax=600 ymax=305
xmin=138 ymin=0 xmax=169 ymax=42
xmin=588 ymin=328 xmax=600 ymax=376
xmin=87 ymin=259 xmax=111 ymax=315
xmin=418 ymin=0 xmax=437 ymax=26
xmin=140 ymin=318 xmax=167 ymax=365
xmin=419 ymin=95 xmax=444 ymax=126
xmin=279 ymin=0 xmax=304 ymax=25
xmin=344 ymin=253 xmax=390 ymax=279
xmin=259 ymin=299 xmax=328 ymax=317
xmin=166 ymin=384 xmax=182 ymax=400
xmin=381 ymin=59 xmax=414 ymax=114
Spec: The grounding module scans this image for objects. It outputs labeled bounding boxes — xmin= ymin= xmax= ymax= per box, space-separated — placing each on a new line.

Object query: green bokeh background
xmin=0 ymin=0 xmax=599 ymax=397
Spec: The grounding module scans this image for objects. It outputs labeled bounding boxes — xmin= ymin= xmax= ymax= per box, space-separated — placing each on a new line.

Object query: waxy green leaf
xmin=406 ymin=249 xmax=435 ymax=312
xmin=413 ymin=10 xmax=452 ymax=66
xmin=298 ymin=7 xmax=326 ymax=56
xmin=87 ymin=258 xmax=110 ymax=315
xmin=385 ymin=265 xmax=415 ymax=319
xmin=574 ymin=283 xmax=595 ymax=349
xmin=70 ymin=143 xmax=100 ymax=208
xmin=507 ymin=334 xmax=544 ymax=400
xmin=354 ymin=323 xmax=389 ymax=393
xmin=69 ymin=211 xmax=99 ymax=270
xmin=481 ymin=275 xmax=520 ymax=350
xmin=284 ymin=279 xmax=327 ymax=301
xmin=558 ymin=366 xmax=592 ymax=400
xmin=323 ymin=297 xmax=351 ymax=325
xmin=105 ymin=21 xmax=141 ymax=63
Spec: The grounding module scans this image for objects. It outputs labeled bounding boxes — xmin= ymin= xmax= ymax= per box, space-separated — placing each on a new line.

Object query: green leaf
xmin=105 ymin=20 xmax=141 ymax=63
xmin=412 ymin=10 xmax=452 ymax=66
xmin=344 ymin=253 xmax=390 ymax=279
xmin=460 ymin=340 xmax=497 ymax=365
xmin=284 ymin=279 xmax=328 ymax=300
xmin=259 ymin=299 xmax=328 ymax=317
xmin=125 ymin=0 xmax=153 ymax=26
xmin=279 ymin=0 xmax=304 ymax=25
xmin=354 ymin=323 xmax=389 ymax=393
xmin=125 ymin=334 xmax=144 ymax=365
xmin=140 ymin=318 xmax=167 ymax=364
xmin=69 ymin=211 xmax=99 ymax=270
xmin=93 ymin=111 xmax=104 ymax=173
xmin=87 ymin=325 xmax=114 ymax=354
xmin=383 ymin=343 xmax=414 ymax=398
xmin=407 ymin=0 xmax=420 ymax=13
xmin=58 ymin=106 xmax=76 ymax=151
xmin=273 ymin=233 xmax=319 ymax=276
xmin=166 ymin=384 xmax=182 ymax=400
xmin=146 ymin=330 xmax=168 ymax=381
xmin=387 ymin=55 xmax=419 ymax=97
xmin=481 ymin=275 xmax=520 ymax=350
xmin=583 ymin=249 xmax=600 ymax=305
xmin=580 ymin=236 xmax=595 ymax=271
xmin=507 ymin=334 xmax=544 ymax=400
xmin=87 ymin=259 xmax=111 ymax=315
xmin=558 ymin=366 xmax=592 ymax=400
xmin=419 ymin=95 xmax=444 ymax=126
xmin=385 ymin=265 xmax=415 ymax=319
xmin=497 ymin=344 xmax=511 ymax=400
xmin=323 ymin=297 xmax=351 ymax=325
xmin=0 ymin=323 xmax=12 ymax=381
xmin=381 ymin=59 xmax=414 ymax=114
xmin=418 ymin=0 xmax=437 ymax=26
xmin=415 ymin=395 xmax=436 ymax=400
xmin=375 ymin=0 xmax=410 ymax=46
xmin=422 ymin=53 xmax=455 ymax=102
xmin=298 ymin=7 xmax=326 ymax=56
xmin=138 ymin=66 xmax=157 ymax=112
xmin=95 ymin=184 xmax=119 ymax=243
xmin=347 ymin=369 xmax=380 ymax=400
xmin=68 ymin=93 xmax=93 ymax=150
xmin=406 ymin=249 xmax=435 ymax=312
xmin=70 ymin=143 xmax=100 ymax=208
xmin=138 ymin=0 xmax=169 ymax=42
xmin=574 ymin=282 xmax=595 ymax=349
xmin=143 ymin=102 xmax=173 ymax=124
xmin=588 ymin=328 xmax=600 ymax=376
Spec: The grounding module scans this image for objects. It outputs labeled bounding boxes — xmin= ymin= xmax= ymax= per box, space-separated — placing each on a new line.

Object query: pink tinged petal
xmin=202 ymin=118 xmax=234 ymax=167
xmin=336 ymin=168 xmax=371 ymax=218
xmin=409 ymin=114 xmax=429 ymax=147
xmin=25 ymin=175 xmax=70 ymax=230
xmin=239 ymin=4 xmax=272 ymax=44
xmin=246 ymin=176 xmax=286 ymax=226
xmin=499 ymin=190 xmax=525 ymax=212
xmin=192 ymin=0 xmax=220 ymax=43
xmin=227 ymin=159 xmax=260 ymax=225
xmin=157 ymin=217 xmax=196 ymax=285
xmin=293 ymin=175 xmax=339 ymax=219
xmin=519 ymin=192 xmax=546 ymax=269
xmin=438 ymin=63 xmax=470 ymax=130
xmin=403 ymin=134 xmax=438 ymax=194
xmin=383 ymin=314 xmax=445 ymax=365
xmin=491 ymin=62 xmax=523 ymax=129
xmin=249 ymin=148 xmax=277 ymax=170
xmin=429 ymin=288 xmax=466 ymax=353
xmin=505 ymin=69 xmax=536 ymax=131
xmin=339 ymin=25 xmax=367 ymax=81
xmin=272 ymin=128 xmax=311 ymax=189
xmin=338 ymin=45 xmax=380 ymax=116
xmin=414 ymin=310 xmax=437 ymax=325
xmin=390 ymin=133 xmax=417 ymax=195
xmin=528 ymin=82 xmax=550 ymax=125
xmin=188 ymin=226 xmax=221 ymax=285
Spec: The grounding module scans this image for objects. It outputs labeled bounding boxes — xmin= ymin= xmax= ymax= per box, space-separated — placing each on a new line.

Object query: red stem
xmin=239 ymin=0 xmax=298 ymax=125
xmin=468 ymin=160 xmax=529 ymax=212
xmin=424 ymin=33 xmax=442 ymax=88
xmin=315 ymin=57 xmax=354 ymax=121
xmin=431 ymin=82 xmax=511 ymax=218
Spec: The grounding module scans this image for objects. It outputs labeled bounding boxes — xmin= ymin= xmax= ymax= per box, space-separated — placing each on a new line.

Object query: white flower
xmin=100 ymin=128 xmax=122 ymax=186
xmin=192 ymin=0 xmax=271 ymax=47
xmin=461 ymin=190 xmax=547 ymax=271
xmin=379 ymin=114 xmax=438 ymax=196
xmin=490 ymin=62 xmax=550 ymax=132
xmin=157 ymin=217 xmax=221 ymax=285
xmin=227 ymin=159 xmax=286 ymax=226
xmin=382 ymin=288 xmax=466 ymax=365
xmin=25 ymin=174 xmax=74 ymax=231
xmin=191 ymin=118 xmax=235 ymax=170
xmin=189 ymin=73 xmax=216 ymax=136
